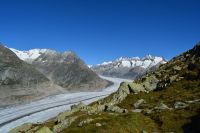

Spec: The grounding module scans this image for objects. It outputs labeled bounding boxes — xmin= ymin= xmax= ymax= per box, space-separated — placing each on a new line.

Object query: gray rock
xmin=71 ymin=102 xmax=87 ymax=111
xmin=78 ymin=121 xmax=85 ymax=127
xmin=105 ymin=105 xmax=128 ymax=113
xmin=78 ymin=118 xmax=93 ymax=127
xmin=154 ymin=102 xmax=170 ymax=111
xmin=104 ymin=82 xmax=131 ymax=106
xmin=128 ymin=83 xmax=145 ymax=93
xmin=134 ymin=99 xmax=146 ymax=109
xmin=173 ymin=65 xmax=182 ymax=71
xmin=169 ymin=75 xmax=178 ymax=83
xmin=143 ymin=75 xmax=159 ymax=91
xmin=186 ymin=99 xmax=200 ymax=104
xmin=141 ymin=130 xmax=148 ymax=133
xmin=145 ymin=109 xmax=153 ymax=114
xmin=174 ymin=102 xmax=189 ymax=109
xmin=87 ymin=105 xmax=105 ymax=115
xmin=132 ymin=109 xmax=142 ymax=113
xmin=96 ymin=123 xmax=102 ymax=127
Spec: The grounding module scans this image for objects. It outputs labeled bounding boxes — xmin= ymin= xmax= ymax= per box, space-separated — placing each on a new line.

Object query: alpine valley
xmin=0 ymin=43 xmax=111 ymax=106
xmin=8 ymin=43 xmax=200 ymax=133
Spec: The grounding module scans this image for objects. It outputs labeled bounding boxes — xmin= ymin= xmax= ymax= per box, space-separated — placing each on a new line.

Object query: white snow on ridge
xmin=121 ymin=60 xmax=131 ymax=67
xmin=102 ymin=61 xmax=112 ymax=65
xmin=88 ymin=65 xmax=93 ymax=68
xmin=142 ymin=60 xmax=152 ymax=68
xmin=9 ymin=48 xmax=49 ymax=61
xmin=93 ymin=55 xmax=166 ymax=69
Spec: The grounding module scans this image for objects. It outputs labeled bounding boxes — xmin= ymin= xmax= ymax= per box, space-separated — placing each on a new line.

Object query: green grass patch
xmin=64 ymin=112 xmax=159 ymax=133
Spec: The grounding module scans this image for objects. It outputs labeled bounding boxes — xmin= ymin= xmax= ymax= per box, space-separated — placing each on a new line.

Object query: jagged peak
xmin=8 ymin=47 xmax=75 ymax=62
xmin=93 ymin=55 xmax=166 ymax=69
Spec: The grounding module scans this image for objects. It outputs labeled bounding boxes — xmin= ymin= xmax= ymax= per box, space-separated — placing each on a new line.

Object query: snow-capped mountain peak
xmin=93 ymin=55 xmax=166 ymax=69
xmin=9 ymin=48 xmax=56 ymax=62
xmin=91 ymin=55 xmax=166 ymax=79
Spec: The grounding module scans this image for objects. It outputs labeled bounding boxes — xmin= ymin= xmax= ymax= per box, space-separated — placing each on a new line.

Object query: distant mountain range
xmin=91 ymin=55 xmax=167 ymax=79
xmin=0 ymin=44 xmax=110 ymax=106
xmin=0 ymin=44 xmax=166 ymax=106
xmin=13 ymin=42 xmax=200 ymax=133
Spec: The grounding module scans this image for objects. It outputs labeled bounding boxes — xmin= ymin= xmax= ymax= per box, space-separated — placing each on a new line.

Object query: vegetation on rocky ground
xmin=10 ymin=43 xmax=200 ymax=133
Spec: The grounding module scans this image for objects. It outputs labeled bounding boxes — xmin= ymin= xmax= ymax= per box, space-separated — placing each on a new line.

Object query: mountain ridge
xmin=12 ymin=42 xmax=200 ymax=133
xmin=0 ymin=45 xmax=62 ymax=106
xmin=9 ymin=46 xmax=111 ymax=91
xmin=91 ymin=55 xmax=166 ymax=79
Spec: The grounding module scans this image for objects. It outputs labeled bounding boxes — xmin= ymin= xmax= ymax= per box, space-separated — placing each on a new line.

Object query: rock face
xmin=0 ymin=45 xmax=49 ymax=86
xmin=91 ymin=55 xmax=166 ymax=79
xmin=31 ymin=51 xmax=110 ymax=91
xmin=10 ymin=48 xmax=111 ymax=91
xmin=0 ymin=45 xmax=60 ymax=106
xmin=0 ymin=43 xmax=111 ymax=106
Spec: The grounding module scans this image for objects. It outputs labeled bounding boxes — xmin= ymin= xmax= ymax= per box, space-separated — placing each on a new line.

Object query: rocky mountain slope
xmin=10 ymin=48 xmax=111 ymax=91
xmin=0 ymin=45 xmax=63 ymax=107
xmin=91 ymin=55 xmax=166 ymax=79
xmin=12 ymin=42 xmax=200 ymax=133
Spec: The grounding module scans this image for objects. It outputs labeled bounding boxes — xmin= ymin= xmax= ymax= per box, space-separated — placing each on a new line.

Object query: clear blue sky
xmin=0 ymin=0 xmax=199 ymax=65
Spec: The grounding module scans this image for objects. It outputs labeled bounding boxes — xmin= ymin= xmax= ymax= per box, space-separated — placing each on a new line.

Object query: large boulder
xmin=142 ymin=75 xmax=159 ymax=91
xmin=128 ymin=83 xmax=145 ymax=93
xmin=104 ymin=105 xmax=128 ymax=113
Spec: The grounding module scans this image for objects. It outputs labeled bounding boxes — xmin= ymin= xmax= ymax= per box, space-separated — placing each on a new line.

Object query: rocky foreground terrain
xmin=91 ymin=55 xmax=166 ymax=79
xmin=11 ymin=43 xmax=200 ymax=133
